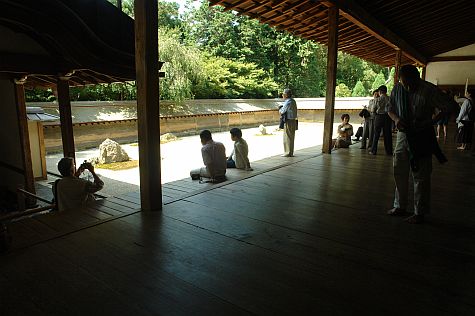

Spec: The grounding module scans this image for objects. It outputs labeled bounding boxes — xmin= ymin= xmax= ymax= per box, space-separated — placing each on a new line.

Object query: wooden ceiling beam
xmin=338 ymin=34 xmax=374 ymax=49
xmin=429 ymin=56 xmax=475 ymax=63
xmin=266 ymin=5 xmax=322 ymax=28
xmin=321 ymin=0 xmax=427 ymax=65
xmin=246 ymin=0 xmax=288 ymax=13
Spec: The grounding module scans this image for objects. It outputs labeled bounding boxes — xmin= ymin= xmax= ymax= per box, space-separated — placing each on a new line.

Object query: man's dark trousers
xmin=371 ymin=113 xmax=393 ymax=155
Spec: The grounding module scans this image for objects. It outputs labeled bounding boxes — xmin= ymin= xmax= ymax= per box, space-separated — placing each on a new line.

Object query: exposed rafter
xmin=321 ymin=0 xmax=427 ymax=65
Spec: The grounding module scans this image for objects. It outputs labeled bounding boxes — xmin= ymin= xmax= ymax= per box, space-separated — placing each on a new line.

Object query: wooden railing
xmin=0 ymin=188 xmax=54 ymax=223
xmin=0 ymin=189 xmax=55 ymax=252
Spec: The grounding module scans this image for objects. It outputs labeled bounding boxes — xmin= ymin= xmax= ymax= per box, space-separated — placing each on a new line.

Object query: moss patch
xmin=95 ymin=160 xmax=139 ymax=170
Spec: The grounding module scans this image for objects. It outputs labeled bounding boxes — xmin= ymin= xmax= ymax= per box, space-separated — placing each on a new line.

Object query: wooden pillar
xmin=57 ymin=78 xmax=76 ymax=160
xmin=322 ymin=5 xmax=339 ymax=154
xmin=14 ymin=80 xmax=36 ymax=201
xmin=421 ymin=66 xmax=427 ymax=80
xmin=134 ymin=0 xmax=162 ymax=211
xmin=394 ymin=49 xmax=402 ymax=85
xmin=117 ymin=0 xmax=122 ymax=11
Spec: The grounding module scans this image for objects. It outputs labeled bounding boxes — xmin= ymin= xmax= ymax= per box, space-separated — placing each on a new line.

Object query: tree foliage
xmin=335 ymin=83 xmax=352 ymax=97
xmin=26 ymin=0 xmax=390 ymax=102
xmin=371 ymin=72 xmax=387 ymax=92
xmin=352 ymin=81 xmax=367 ymax=97
xmin=159 ymin=29 xmax=202 ymax=102
xmin=193 ymin=56 xmax=278 ymax=99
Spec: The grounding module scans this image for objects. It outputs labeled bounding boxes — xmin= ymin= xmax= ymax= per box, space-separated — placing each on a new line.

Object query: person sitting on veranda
xmin=53 ymin=157 xmax=104 ymax=211
xmin=190 ymin=130 xmax=227 ymax=181
xmin=227 ymin=128 xmax=253 ymax=171
xmin=334 ymin=113 xmax=354 ymax=148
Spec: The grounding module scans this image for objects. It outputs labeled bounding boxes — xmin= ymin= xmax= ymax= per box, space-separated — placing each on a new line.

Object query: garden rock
xmin=160 ymin=133 xmax=178 ymax=143
xmin=259 ymin=124 xmax=267 ymax=135
xmin=98 ymin=139 xmax=129 ymax=164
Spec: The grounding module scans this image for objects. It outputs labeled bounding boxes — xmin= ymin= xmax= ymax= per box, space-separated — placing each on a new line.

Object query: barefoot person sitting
xmin=190 ymin=130 xmax=227 ymax=182
xmin=227 ymin=128 xmax=253 ymax=171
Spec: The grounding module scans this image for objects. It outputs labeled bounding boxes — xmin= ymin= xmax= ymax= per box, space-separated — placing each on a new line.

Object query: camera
xmin=80 ymin=160 xmax=92 ymax=170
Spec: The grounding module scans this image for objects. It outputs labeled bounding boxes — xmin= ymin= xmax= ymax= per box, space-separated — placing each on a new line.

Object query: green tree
xmin=158 ymin=1 xmax=181 ymax=29
xmin=352 ymin=81 xmax=367 ymax=97
xmin=183 ymin=1 xmax=327 ymax=97
xmin=337 ymin=53 xmax=365 ymax=90
xmin=371 ymin=72 xmax=386 ymax=92
xmin=73 ymin=0 xmax=395 ymax=101
xmin=335 ymin=83 xmax=352 ymax=97
xmin=386 ymin=67 xmax=396 ymax=93
xmin=182 ymin=3 xmax=242 ymax=59
xmin=25 ymin=88 xmax=55 ymax=102
xmin=194 ymin=56 xmax=278 ymax=99
xmin=159 ymin=29 xmax=203 ymax=102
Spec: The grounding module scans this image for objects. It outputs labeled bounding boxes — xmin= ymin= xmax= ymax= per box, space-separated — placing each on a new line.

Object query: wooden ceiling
xmin=209 ymin=0 xmax=475 ymax=67
xmin=0 ymin=0 xmax=136 ymax=88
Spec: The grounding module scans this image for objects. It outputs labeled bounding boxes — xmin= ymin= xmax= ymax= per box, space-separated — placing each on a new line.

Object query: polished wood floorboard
xmin=2 ymin=137 xmax=475 ymax=315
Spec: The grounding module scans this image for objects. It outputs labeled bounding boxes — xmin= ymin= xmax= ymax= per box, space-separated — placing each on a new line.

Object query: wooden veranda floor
xmin=1 ymin=138 xmax=475 ymax=315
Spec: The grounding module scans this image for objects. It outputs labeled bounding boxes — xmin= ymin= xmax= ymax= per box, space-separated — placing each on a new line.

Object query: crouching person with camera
xmin=53 ymin=157 xmax=104 ymax=211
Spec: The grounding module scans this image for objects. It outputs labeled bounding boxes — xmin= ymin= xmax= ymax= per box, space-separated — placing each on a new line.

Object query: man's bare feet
xmin=405 ymin=214 xmax=424 ymax=224
xmin=387 ymin=207 xmax=408 ymax=216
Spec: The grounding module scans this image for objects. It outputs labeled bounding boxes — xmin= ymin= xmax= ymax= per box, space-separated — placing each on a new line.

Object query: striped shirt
xmin=389 ymin=81 xmax=448 ymax=130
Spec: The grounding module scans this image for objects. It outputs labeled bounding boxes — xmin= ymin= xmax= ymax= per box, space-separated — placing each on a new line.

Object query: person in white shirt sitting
xmin=227 ymin=128 xmax=253 ymax=171
xmin=53 ymin=158 xmax=104 ymax=211
xmin=190 ymin=130 xmax=227 ymax=181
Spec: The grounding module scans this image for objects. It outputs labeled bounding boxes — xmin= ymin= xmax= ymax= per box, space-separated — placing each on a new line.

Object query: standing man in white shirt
xmin=279 ymin=88 xmax=298 ymax=157
xmin=387 ymin=65 xmax=449 ymax=223
xmin=190 ymin=130 xmax=227 ymax=181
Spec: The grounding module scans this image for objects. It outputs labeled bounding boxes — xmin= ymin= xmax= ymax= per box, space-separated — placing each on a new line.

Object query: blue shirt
xmin=279 ymin=98 xmax=298 ymax=120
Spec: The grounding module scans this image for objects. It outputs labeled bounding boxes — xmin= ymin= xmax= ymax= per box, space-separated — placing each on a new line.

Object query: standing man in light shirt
xmin=190 ymin=130 xmax=227 ymax=181
xmin=386 ymin=64 xmax=450 ymax=224
xmin=279 ymin=88 xmax=298 ymax=157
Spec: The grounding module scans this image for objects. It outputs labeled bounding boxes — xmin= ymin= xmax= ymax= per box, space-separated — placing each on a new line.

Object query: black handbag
xmin=359 ymin=108 xmax=370 ymax=118
xmin=279 ymin=114 xmax=286 ymax=129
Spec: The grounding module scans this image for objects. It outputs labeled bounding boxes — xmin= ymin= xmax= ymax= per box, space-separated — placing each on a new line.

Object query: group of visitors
xmin=190 ymin=88 xmax=299 ymax=181
xmin=53 ymin=67 xmax=472 ymax=226
xmin=189 ymin=127 xmax=252 ymax=182
xmin=433 ymin=88 xmax=474 ymax=151
xmin=53 ymin=88 xmax=298 ymax=211
xmin=358 ymin=85 xmax=393 ymax=155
